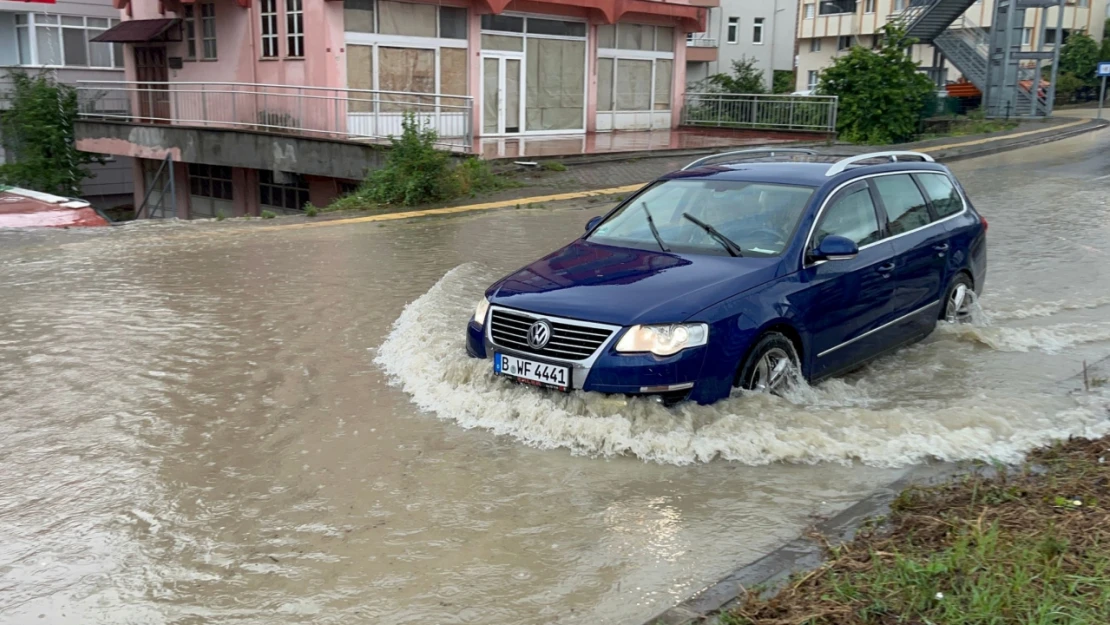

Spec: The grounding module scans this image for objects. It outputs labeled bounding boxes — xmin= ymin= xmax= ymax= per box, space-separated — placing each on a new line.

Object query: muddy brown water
xmin=2 ymin=131 xmax=1110 ymax=624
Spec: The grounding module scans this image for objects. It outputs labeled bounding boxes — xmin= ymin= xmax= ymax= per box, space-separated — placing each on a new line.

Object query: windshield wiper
xmin=682 ymin=213 xmax=744 ymax=257
xmin=641 ymin=202 xmax=670 ymax=252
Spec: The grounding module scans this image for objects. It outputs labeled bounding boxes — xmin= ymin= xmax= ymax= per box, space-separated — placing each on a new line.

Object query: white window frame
xmin=200 ymin=2 xmax=217 ymax=60
xmin=597 ymin=43 xmax=676 ymax=114
xmin=13 ymin=13 xmax=123 ymax=69
xmin=804 ymin=3 xmax=815 ymax=18
xmin=286 ymin=0 xmax=304 ymax=58
xmin=837 ymin=35 xmax=852 ymax=50
xmin=807 ymin=70 xmax=819 ymax=90
xmin=726 ymin=17 xmax=739 ymax=44
xmin=894 ymin=0 xmax=906 ymax=11
xmin=183 ymin=5 xmax=197 ymax=59
xmin=1022 ymin=27 xmax=1032 ymax=45
xmin=752 ymin=18 xmax=764 ymax=44
xmin=809 ymin=38 xmax=821 ymax=52
xmin=864 ymin=0 xmax=875 ymax=12
xmin=260 ymin=0 xmax=279 ymax=58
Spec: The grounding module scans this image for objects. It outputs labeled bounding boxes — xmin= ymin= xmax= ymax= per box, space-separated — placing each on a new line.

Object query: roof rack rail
xmin=824 ymin=151 xmax=934 ymax=177
xmin=680 ymin=148 xmax=820 ymax=171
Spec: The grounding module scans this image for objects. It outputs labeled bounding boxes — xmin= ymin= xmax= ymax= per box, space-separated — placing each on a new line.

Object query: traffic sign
xmin=1098 ymin=62 xmax=1110 ymax=77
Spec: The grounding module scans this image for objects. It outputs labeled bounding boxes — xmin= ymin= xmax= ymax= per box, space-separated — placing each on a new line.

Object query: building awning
xmin=90 ymin=18 xmax=179 ymax=43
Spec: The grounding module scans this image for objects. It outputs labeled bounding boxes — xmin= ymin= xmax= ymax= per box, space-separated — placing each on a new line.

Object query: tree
xmin=1101 ymin=20 xmax=1110 ymax=61
xmin=1059 ymin=31 xmax=1099 ymax=85
xmin=703 ymin=56 xmax=767 ymax=94
xmin=772 ymin=70 xmax=795 ymax=94
xmin=818 ymin=23 xmax=935 ymax=144
xmin=0 ymin=71 xmax=102 ymax=197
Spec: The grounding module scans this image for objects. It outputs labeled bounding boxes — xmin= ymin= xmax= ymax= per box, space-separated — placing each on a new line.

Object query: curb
xmin=928 ymin=118 xmax=1108 ymax=163
xmin=642 ymin=463 xmax=961 ymax=625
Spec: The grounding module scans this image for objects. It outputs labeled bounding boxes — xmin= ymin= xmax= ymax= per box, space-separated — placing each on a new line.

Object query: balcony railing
xmin=819 ymin=0 xmax=857 ymax=15
xmin=681 ymin=92 xmax=838 ymax=133
xmin=75 ymin=81 xmax=474 ymax=152
xmin=686 ymin=34 xmax=719 ymax=47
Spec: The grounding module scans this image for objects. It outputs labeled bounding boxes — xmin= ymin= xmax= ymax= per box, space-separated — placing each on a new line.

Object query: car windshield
xmin=586 ymin=179 xmax=815 ymax=257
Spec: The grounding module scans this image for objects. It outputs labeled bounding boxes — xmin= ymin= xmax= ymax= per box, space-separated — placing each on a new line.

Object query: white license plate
xmin=494 ymin=353 xmax=570 ymax=391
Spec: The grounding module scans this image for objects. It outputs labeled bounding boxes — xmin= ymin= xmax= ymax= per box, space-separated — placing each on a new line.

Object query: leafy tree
xmin=772 ymin=70 xmax=796 ymax=94
xmin=1053 ymin=72 xmax=1086 ymax=104
xmin=1059 ymin=31 xmax=1099 ymax=85
xmin=818 ymin=23 xmax=935 ymax=144
xmin=703 ymin=56 xmax=767 ymax=94
xmin=1101 ymin=19 xmax=1110 ymax=61
xmin=0 ymin=71 xmax=102 ymax=197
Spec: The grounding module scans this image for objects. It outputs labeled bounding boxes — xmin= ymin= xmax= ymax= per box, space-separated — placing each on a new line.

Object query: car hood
xmin=487 ymin=240 xmax=782 ymax=326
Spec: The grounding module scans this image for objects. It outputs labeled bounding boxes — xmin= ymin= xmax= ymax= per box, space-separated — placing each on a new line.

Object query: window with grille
xmin=260 ymin=0 xmax=278 ymax=58
xmin=260 ymin=170 xmax=310 ymax=212
xmin=188 ymin=164 xmax=234 ymax=200
xmin=286 ymin=0 xmax=304 ymax=57
xmin=201 ymin=3 xmax=217 ymax=59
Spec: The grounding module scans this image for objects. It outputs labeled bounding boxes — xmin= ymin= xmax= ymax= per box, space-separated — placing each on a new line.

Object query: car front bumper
xmin=466 ymin=319 xmax=712 ymax=402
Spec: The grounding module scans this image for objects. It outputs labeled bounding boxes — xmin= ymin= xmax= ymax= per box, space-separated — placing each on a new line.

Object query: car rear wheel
xmin=942 ymin=274 xmax=975 ymax=324
xmin=737 ymin=332 xmax=800 ymax=395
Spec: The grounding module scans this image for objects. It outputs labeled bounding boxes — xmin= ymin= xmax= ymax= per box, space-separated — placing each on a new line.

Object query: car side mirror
xmin=585 ymin=216 xmax=602 ymax=232
xmin=810 ymin=235 xmax=859 ymax=262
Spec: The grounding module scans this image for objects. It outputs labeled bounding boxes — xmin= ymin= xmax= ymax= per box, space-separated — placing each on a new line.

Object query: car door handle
xmin=933 ymin=243 xmax=950 ymax=252
xmin=877 ymin=262 xmax=896 ymax=273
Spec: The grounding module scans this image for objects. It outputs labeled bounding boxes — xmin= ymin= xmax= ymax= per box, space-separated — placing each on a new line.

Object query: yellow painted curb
xmin=258 ymin=184 xmax=645 ymax=231
xmin=261 ymin=119 xmax=1095 ymax=231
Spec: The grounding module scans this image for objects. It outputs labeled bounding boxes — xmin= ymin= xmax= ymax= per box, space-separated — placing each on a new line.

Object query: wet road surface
xmin=2 ymin=129 xmax=1110 ymax=624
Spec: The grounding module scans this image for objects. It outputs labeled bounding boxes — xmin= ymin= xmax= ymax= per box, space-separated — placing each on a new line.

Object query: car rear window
xmin=873 ymin=174 xmax=931 ymax=235
xmin=916 ymin=173 xmax=964 ymax=219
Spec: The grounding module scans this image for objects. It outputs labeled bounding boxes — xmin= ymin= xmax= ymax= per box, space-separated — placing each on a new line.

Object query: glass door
xmin=482 ymin=54 xmax=522 ymax=135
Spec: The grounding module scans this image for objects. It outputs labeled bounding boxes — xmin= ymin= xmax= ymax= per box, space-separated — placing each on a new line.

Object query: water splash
xmin=376 ymin=265 xmax=1110 ymax=468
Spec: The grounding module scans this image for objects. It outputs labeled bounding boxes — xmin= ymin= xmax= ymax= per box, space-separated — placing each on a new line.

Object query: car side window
xmin=813 ymin=184 xmax=881 ymax=248
xmin=915 ymin=173 xmax=964 ymax=219
xmin=873 ymin=174 xmax=931 ymax=235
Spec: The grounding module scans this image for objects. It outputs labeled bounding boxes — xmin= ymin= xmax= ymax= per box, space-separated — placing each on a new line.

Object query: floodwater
xmin=3 ymin=130 xmax=1110 ymax=625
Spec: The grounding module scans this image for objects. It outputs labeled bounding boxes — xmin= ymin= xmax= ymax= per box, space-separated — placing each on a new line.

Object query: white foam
xmin=375 ymin=264 xmax=1110 ymax=467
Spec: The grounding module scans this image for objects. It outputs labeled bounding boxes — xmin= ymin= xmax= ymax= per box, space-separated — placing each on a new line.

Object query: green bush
xmin=261 ymin=210 xmax=276 ymax=219
xmin=541 ymin=161 xmax=567 ymax=172
xmin=304 ymin=203 xmax=319 ymax=217
xmin=455 ymin=157 xmax=510 ymax=196
xmin=1054 ymin=72 xmax=1086 ymax=103
xmin=818 ymin=23 xmax=935 ymax=144
xmin=1060 ymin=31 xmax=1098 ymax=85
xmin=772 ymin=70 xmax=795 ymax=94
xmin=361 ymin=113 xmax=458 ymax=206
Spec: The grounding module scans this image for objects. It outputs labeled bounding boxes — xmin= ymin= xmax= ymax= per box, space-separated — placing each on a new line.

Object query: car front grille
xmin=489 ymin=309 xmax=614 ymax=361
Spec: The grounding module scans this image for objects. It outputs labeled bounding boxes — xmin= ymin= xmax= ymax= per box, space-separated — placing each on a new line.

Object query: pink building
xmin=75 ymin=0 xmax=716 ymax=219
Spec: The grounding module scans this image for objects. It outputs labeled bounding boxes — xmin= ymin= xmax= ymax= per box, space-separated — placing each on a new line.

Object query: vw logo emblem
xmin=527 ymin=320 xmax=552 ymax=350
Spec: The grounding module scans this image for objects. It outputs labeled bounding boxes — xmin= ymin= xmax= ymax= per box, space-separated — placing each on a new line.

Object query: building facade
xmin=686 ymin=0 xmax=798 ymax=91
xmin=0 ymin=0 xmax=134 ymax=210
xmin=74 ymin=0 xmax=715 ymax=219
xmin=795 ymin=0 xmax=1106 ymax=94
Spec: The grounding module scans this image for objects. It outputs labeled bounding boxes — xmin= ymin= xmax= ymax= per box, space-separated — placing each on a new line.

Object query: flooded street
xmin=3 ymin=131 xmax=1110 ymax=624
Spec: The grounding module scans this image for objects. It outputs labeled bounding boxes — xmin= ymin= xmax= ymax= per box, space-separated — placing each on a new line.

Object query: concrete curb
xmin=928 ymin=118 xmax=1109 ymax=163
xmin=641 ymin=463 xmax=961 ymax=625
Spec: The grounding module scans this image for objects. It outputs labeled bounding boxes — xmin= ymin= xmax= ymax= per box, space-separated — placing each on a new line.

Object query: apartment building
xmin=0 ymin=0 xmax=134 ymax=210
xmin=687 ymin=0 xmax=798 ymax=91
xmin=73 ymin=0 xmax=715 ymax=219
xmin=795 ymin=0 xmax=1106 ymax=94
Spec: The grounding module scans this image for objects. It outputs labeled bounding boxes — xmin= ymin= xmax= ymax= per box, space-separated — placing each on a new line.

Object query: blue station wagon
xmin=466 ymin=150 xmax=988 ymax=405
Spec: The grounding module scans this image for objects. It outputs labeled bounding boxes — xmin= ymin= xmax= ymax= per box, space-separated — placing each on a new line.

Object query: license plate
xmin=494 ymin=353 xmax=570 ymax=392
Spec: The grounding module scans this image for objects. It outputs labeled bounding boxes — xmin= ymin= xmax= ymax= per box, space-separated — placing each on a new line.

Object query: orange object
xmin=946 ymin=78 xmax=981 ymax=98
xmin=0 ymin=187 xmax=110 ymax=228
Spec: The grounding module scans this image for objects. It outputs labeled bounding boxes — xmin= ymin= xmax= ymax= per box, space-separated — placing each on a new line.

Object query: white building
xmin=686 ymin=0 xmax=799 ymax=91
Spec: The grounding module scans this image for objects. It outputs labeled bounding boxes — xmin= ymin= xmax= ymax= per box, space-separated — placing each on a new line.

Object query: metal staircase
xmin=892 ymin=0 xmax=1064 ymax=116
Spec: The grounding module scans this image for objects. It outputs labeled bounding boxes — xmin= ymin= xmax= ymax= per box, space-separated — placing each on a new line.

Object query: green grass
xmin=260 ymin=210 xmax=276 ymax=219
xmin=722 ymin=436 xmax=1110 ymax=624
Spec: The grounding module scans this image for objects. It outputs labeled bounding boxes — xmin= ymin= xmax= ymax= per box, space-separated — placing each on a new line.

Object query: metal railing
xmin=686 ymin=34 xmax=719 ymax=47
xmin=680 ymin=92 xmax=838 ymax=133
xmin=75 ymin=80 xmax=474 ymax=152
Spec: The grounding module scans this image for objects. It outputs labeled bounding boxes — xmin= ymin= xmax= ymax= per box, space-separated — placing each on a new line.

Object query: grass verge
xmin=722 ymin=435 xmax=1110 ymax=625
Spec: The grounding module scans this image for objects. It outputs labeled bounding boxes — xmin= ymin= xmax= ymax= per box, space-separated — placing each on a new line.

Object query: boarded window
xmin=598 ymin=57 xmax=614 ymax=111
xmin=525 ymin=38 xmax=585 ymax=130
xmin=654 ymin=59 xmax=672 ymax=110
xmin=378 ymin=46 xmax=435 ymax=111
xmin=346 ymin=45 xmax=373 ymax=112
xmin=378 ymin=0 xmax=436 ymax=37
xmin=344 ymin=0 xmax=375 ymax=33
xmin=440 ymin=46 xmax=468 ymax=108
xmin=481 ymin=34 xmax=523 ymax=51
xmin=616 ymin=58 xmax=652 ymax=111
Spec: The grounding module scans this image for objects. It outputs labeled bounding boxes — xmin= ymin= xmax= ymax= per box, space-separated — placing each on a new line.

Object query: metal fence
xmin=75 ymin=81 xmax=475 ymax=152
xmin=680 ymin=93 xmax=838 ymax=133
xmin=686 ymin=34 xmax=719 ymax=47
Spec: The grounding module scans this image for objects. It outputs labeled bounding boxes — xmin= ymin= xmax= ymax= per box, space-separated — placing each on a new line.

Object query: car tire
xmin=736 ymin=332 xmax=800 ymax=395
xmin=941 ymin=273 xmax=975 ymax=323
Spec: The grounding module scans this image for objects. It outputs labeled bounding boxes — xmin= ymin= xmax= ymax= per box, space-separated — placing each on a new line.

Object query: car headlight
xmin=615 ymin=323 xmax=708 ymax=357
xmin=473 ymin=297 xmax=491 ymax=325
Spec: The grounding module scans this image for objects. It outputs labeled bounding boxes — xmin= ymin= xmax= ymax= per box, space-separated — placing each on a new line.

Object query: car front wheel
xmin=737 ymin=332 xmax=800 ymax=395
xmin=942 ymin=273 xmax=975 ymax=323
